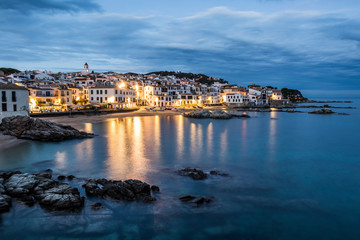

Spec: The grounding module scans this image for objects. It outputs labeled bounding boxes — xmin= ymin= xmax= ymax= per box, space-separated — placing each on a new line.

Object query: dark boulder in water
xmin=0 ymin=116 xmax=94 ymax=141
xmin=179 ymin=195 xmax=213 ymax=206
xmin=2 ymin=171 xmax=83 ymax=211
xmin=177 ymin=168 xmax=208 ymax=180
xmin=308 ymin=108 xmax=334 ymax=114
xmin=184 ymin=110 xmax=232 ymax=119
xmin=82 ymin=178 xmax=156 ymax=203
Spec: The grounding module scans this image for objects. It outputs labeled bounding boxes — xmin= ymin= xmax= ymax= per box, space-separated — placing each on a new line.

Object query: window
xmin=2 ymin=91 xmax=6 ymax=102
xmin=2 ymin=103 xmax=7 ymax=111
xmin=12 ymin=91 xmax=16 ymax=102
xmin=91 ymin=90 xmax=93 ymax=94
xmin=67 ymin=91 xmax=69 ymax=96
xmin=105 ymin=90 xmax=107 ymax=94
xmin=91 ymin=97 xmax=93 ymax=101
xmin=105 ymin=97 xmax=107 ymax=101
xmin=100 ymin=90 xmax=103 ymax=94
xmin=97 ymin=97 xmax=99 ymax=100
xmin=96 ymin=90 xmax=99 ymax=94
xmin=13 ymin=104 xmax=17 ymax=111
xmin=67 ymin=98 xmax=69 ymax=102
xmin=46 ymin=91 xmax=50 ymax=96
xmin=115 ymin=90 xmax=118 ymax=94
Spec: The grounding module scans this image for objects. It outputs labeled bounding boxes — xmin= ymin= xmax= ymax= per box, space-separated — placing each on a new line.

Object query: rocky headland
xmin=0 ymin=116 xmax=94 ymax=141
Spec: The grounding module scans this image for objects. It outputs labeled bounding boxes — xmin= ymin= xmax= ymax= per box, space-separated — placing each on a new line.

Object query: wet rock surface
xmin=177 ymin=168 xmax=208 ymax=180
xmin=0 ymin=116 xmax=94 ymax=141
xmin=82 ymin=178 xmax=156 ymax=202
xmin=179 ymin=195 xmax=213 ymax=206
xmin=1 ymin=171 xmax=83 ymax=212
xmin=0 ymin=170 xmax=158 ymax=214
xmin=308 ymin=108 xmax=334 ymax=114
xmin=184 ymin=110 xmax=232 ymax=119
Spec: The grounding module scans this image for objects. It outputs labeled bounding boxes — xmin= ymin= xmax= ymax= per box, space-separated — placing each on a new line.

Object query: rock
xmin=179 ymin=195 xmax=213 ymax=206
xmin=82 ymin=178 xmax=155 ymax=202
xmin=151 ymin=185 xmax=160 ymax=192
xmin=3 ymin=173 xmax=83 ymax=211
xmin=0 ymin=193 xmax=12 ymax=213
xmin=179 ymin=195 xmax=196 ymax=202
xmin=0 ymin=116 xmax=94 ymax=141
xmin=91 ymin=202 xmax=103 ymax=210
xmin=184 ymin=110 xmax=232 ymax=119
xmin=36 ymin=184 xmax=83 ymax=211
xmin=177 ymin=168 xmax=208 ymax=180
xmin=36 ymin=169 xmax=53 ymax=179
xmin=67 ymin=175 xmax=75 ymax=180
xmin=209 ymin=170 xmax=229 ymax=177
xmin=57 ymin=175 xmax=66 ymax=180
xmin=4 ymin=173 xmax=40 ymax=197
xmin=308 ymin=108 xmax=334 ymax=114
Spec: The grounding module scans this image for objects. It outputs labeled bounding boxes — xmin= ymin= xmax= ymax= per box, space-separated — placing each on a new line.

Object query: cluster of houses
xmin=0 ymin=63 xmax=289 ymax=120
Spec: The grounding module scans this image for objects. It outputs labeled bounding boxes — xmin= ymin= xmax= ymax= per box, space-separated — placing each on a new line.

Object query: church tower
xmin=83 ymin=62 xmax=89 ymax=74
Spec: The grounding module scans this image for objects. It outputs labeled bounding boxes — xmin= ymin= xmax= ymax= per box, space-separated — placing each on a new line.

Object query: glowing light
xmin=76 ymin=96 xmax=80 ymax=101
xmin=118 ymin=82 xmax=126 ymax=89
xmin=108 ymin=97 xmax=115 ymax=103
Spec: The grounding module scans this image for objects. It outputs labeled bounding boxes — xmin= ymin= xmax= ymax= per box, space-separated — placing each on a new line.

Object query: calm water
xmin=0 ymin=97 xmax=359 ymax=240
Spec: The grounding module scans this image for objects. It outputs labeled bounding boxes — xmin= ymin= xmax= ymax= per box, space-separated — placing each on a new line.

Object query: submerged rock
xmin=0 ymin=116 xmax=94 ymax=141
xmin=179 ymin=195 xmax=213 ymax=206
xmin=0 ymin=193 xmax=11 ymax=212
xmin=184 ymin=110 xmax=232 ymax=119
xmin=308 ymin=108 xmax=334 ymax=114
xmin=91 ymin=202 xmax=103 ymax=210
xmin=177 ymin=168 xmax=208 ymax=180
xmin=209 ymin=170 xmax=230 ymax=177
xmin=82 ymin=178 xmax=156 ymax=202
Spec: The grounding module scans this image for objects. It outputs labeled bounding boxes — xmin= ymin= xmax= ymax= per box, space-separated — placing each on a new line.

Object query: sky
xmin=0 ymin=0 xmax=359 ymax=90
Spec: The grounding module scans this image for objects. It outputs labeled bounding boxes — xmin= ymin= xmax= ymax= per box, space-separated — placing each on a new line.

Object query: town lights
xmin=108 ymin=97 xmax=115 ymax=103
xmin=118 ymin=82 xmax=126 ymax=89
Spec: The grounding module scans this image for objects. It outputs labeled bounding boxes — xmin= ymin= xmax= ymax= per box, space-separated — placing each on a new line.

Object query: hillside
xmin=147 ymin=71 xmax=228 ymax=85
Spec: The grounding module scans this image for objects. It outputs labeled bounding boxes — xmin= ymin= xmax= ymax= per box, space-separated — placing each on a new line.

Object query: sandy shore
xmin=39 ymin=108 xmax=186 ymax=125
xmin=0 ymin=134 xmax=26 ymax=151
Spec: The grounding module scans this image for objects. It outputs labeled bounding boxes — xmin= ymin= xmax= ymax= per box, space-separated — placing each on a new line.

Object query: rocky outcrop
xmin=0 ymin=170 xmax=159 ymax=214
xmin=0 ymin=116 xmax=94 ymax=141
xmin=184 ymin=110 xmax=232 ymax=119
xmin=82 ymin=178 xmax=156 ymax=202
xmin=308 ymin=108 xmax=334 ymax=114
xmin=177 ymin=168 xmax=208 ymax=180
xmin=2 ymin=171 xmax=83 ymax=211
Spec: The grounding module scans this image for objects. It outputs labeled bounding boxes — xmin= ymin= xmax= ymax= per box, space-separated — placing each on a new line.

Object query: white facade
xmin=89 ymin=87 xmax=136 ymax=108
xmin=0 ymin=83 xmax=29 ymax=122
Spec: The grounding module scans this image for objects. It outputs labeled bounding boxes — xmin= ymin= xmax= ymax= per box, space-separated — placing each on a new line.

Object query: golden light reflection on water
xmin=268 ymin=111 xmax=278 ymax=162
xmin=207 ymin=122 xmax=213 ymax=157
xmin=220 ymin=128 xmax=228 ymax=162
xmin=176 ymin=115 xmax=184 ymax=159
xmin=55 ymin=151 xmax=67 ymax=169
xmin=241 ymin=120 xmax=248 ymax=153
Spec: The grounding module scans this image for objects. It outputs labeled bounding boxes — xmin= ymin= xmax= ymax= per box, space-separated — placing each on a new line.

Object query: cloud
xmin=0 ymin=0 xmax=100 ymax=13
xmin=0 ymin=5 xmax=359 ymax=90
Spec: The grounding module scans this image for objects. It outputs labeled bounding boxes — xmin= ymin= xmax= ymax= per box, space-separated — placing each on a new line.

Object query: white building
xmin=222 ymin=93 xmax=249 ymax=106
xmin=89 ymin=86 xmax=136 ymax=108
xmin=0 ymin=83 xmax=29 ymax=122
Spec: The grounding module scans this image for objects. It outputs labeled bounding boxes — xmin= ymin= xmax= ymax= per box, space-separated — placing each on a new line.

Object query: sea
xmin=0 ymin=95 xmax=359 ymax=240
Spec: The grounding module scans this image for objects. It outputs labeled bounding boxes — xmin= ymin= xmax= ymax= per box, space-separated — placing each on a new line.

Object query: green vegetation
xmin=281 ymin=88 xmax=307 ymax=102
xmin=147 ymin=71 xmax=228 ymax=85
xmin=0 ymin=68 xmax=20 ymax=75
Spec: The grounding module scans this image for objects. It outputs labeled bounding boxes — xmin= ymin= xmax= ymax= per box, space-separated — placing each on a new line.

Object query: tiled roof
xmin=0 ymin=83 xmax=27 ymax=90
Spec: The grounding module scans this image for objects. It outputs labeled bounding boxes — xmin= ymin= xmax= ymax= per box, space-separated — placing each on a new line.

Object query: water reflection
xmin=207 ymin=122 xmax=213 ymax=157
xmin=176 ymin=115 xmax=184 ymax=159
xmin=55 ymin=151 xmax=67 ymax=169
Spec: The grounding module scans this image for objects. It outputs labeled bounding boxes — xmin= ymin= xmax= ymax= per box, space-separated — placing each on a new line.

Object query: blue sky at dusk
xmin=0 ymin=0 xmax=359 ymax=90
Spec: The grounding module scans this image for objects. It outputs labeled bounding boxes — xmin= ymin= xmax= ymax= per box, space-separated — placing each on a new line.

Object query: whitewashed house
xmin=0 ymin=83 xmax=29 ymax=122
xmin=89 ymin=86 xmax=136 ymax=108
